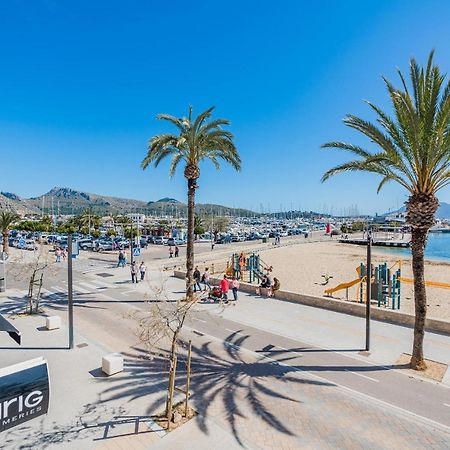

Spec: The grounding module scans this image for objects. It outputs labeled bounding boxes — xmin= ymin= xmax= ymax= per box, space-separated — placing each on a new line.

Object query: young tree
xmin=142 ymin=106 xmax=241 ymax=300
xmin=0 ymin=211 xmax=20 ymax=255
xmin=322 ymin=51 xmax=450 ymax=370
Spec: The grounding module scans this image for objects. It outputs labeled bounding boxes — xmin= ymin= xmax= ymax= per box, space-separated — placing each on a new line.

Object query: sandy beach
xmin=253 ymin=240 xmax=450 ymax=321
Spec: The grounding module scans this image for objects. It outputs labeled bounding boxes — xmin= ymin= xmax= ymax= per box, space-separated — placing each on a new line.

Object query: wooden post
xmin=167 ymin=355 xmax=177 ymax=430
xmin=184 ymin=340 xmax=192 ymax=417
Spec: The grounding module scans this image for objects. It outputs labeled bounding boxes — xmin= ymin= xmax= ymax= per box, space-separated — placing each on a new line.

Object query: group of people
xmin=55 ymin=247 xmax=68 ymax=263
xmin=169 ymin=246 xmax=180 ymax=258
xmin=130 ymin=261 xmax=147 ymax=283
xmin=257 ymin=274 xmax=280 ymax=298
xmin=192 ymin=267 xmax=240 ymax=303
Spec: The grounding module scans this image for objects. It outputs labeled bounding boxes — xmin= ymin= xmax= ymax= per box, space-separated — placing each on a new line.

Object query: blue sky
xmin=1 ymin=0 xmax=450 ymax=215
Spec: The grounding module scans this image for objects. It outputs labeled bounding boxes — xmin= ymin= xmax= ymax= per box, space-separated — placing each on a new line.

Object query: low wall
xmin=173 ymin=271 xmax=450 ymax=336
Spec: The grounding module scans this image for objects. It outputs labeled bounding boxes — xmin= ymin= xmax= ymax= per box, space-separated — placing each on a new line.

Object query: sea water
xmin=378 ymin=232 xmax=450 ymax=262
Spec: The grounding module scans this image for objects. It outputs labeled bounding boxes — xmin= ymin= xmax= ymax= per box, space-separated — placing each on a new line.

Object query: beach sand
xmin=255 ymin=240 xmax=450 ymax=321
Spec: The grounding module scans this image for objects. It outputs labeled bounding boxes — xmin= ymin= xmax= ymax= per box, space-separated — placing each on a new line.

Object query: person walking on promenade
xmin=202 ymin=267 xmax=211 ymax=291
xmin=117 ymin=250 xmax=125 ymax=268
xmin=174 ymin=245 xmax=179 ymax=257
xmin=55 ymin=248 xmax=62 ymax=263
xmin=193 ymin=266 xmax=202 ymax=292
xmin=139 ymin=261 xmax=147 ymax=281
xmin=169 ymin=246 xmax=174 ymax=258
xmin=131 ymin=261 xmax=138 ymax=283
xmin=220 ymin=275 xmax=230 ymax=303
xmin=231 ymin=276 xmax=239 ymax=302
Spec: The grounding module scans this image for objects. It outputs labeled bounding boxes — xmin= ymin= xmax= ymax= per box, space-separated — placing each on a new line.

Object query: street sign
xmin=18 ymin=238 xmax=25 ymax=249
xmin=71 ymin=241 xmax=79 ymax=259
xmin=133 ymin=247 xmax=141 ymax=257
xmin=0 ymin=357 xmax=49 ymax=432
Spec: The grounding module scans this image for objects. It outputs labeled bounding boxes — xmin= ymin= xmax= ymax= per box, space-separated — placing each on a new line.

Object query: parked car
xmin=153 ymin=236 xmax=168 ymax=245
xmin=215 ymin=235 xmax=232 ymax=244
xmin=78 ymin=239 xmax=94 ymax=250
xmin=167 ymin=237 xmax=186 ymax=246
xmin=24 ymin=239 xmax=38 ymax=251
xmin=94 ymin=240 xmax=114 ymax=252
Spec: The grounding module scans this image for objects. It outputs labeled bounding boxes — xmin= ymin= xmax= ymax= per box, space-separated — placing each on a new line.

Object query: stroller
xmin=207 ymin=286 xmax=223 ymax=302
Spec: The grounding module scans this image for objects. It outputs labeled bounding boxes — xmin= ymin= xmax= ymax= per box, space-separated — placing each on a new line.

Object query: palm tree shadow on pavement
xmin=95 ymin=332 xmax=334 ymax=447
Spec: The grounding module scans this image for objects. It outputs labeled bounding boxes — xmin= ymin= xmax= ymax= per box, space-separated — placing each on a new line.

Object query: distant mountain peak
xmin=155 ymin=197 xmax=180 ymax=203
xmin=45 ymin=187 xmax=91 ymax=201
xmin=1 ymin=192 xmax=21 ymax=201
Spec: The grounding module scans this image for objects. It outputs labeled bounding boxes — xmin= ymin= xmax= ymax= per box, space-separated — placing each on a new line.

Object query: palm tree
xmin=0 ymin=211 xmax=20 ymax=255
xmin=321 ymin=51 xmax=450 ymax=370
xmin=142 ymin=106 xmax=241 ymax=299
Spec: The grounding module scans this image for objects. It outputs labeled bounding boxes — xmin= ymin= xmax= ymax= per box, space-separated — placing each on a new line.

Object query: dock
xmin=339 ymin=237 xmax=410 ymax=248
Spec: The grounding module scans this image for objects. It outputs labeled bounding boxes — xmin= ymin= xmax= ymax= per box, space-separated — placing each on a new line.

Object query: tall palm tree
xmin=321 ymin=51 xmax=450 ymax=370
xmin=143 ymin=106 xmax=241 ymax=299
xmin=0 ymin=211 xmax=20 ymax=255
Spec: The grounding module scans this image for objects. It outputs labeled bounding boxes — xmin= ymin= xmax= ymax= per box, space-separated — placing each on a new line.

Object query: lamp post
xmin=67 ymin=235 xmax=74 ymax=349
xmin=365 ymin=228 xmax=372 ymax=351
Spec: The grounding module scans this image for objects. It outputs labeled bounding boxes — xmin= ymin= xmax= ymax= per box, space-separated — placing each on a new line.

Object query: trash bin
xmin=262 ymin=237 xmax=268 ymax=243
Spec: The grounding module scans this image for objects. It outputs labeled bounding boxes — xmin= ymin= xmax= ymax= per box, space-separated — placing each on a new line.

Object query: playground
xmin=232 ymin=240 xmax=450 ymax=321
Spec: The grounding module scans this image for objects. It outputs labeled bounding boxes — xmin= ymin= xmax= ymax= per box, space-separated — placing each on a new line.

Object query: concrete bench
xmin=45 ymin=316 xmax=61 ymax=330
xmin=102 ymin=353 xmax=123 ymax=376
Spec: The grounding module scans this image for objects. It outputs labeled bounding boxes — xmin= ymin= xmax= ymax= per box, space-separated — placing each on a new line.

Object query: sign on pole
xmin=133 ymin=247 xmax=141 ymax=257
xmin=0 ymin=357 xmax=49 ymax=432
xmin=17 ymin=238 xmax=25 ymax=249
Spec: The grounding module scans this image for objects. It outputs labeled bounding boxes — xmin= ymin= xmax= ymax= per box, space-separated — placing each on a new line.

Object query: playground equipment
xmin=227 ymin=253 xmax=273 ymax=283
xmin=325 ymin=261 xmax=401 ymax=310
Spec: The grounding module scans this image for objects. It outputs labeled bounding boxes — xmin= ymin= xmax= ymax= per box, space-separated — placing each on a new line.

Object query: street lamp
xmin=365 ymin=228 xmax=372 ymax=351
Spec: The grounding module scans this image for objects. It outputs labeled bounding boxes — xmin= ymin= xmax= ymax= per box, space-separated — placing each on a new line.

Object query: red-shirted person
xmin=220 ymin=275 xmax=230 ymax=303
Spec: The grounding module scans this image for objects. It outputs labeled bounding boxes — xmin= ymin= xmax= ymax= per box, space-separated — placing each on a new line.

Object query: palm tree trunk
xmin=410 ymin=227 xmax=428 ymax=370
xmin=186 ymin=178 xmax=196 ymax=300
xmin=2 ymin=231 xmax=8 ymax=255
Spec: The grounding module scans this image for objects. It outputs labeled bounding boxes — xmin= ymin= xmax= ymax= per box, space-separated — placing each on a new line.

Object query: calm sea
xmin=377 ymin=232 xmax=450 ymax=262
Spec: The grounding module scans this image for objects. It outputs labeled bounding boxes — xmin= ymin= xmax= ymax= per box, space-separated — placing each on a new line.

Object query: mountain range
xmin=0 ymin=187 xmax=256 ymax=217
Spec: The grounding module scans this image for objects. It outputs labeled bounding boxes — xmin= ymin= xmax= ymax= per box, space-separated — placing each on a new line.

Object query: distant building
xmin=127 ymin=213 xmax=146 ymax=224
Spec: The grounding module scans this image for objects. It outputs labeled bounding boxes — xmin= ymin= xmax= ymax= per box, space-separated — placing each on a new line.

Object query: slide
xmin=324 ymin=277 xmax=363 ymax=296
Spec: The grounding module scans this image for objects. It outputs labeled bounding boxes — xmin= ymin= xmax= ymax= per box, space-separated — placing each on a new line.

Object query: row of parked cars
xmin=214 ymin=228 xmax=307 ymax=244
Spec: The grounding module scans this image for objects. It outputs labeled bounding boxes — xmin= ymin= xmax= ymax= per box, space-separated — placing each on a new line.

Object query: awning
xmin=0 ymin=314 xmax=21 ymax=345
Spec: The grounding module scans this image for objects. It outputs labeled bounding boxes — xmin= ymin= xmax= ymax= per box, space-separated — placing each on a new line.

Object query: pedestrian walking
xmin=131 ymin=261 xmax=138 ymax=283
xmin=55 ymin=248 xmax=62 ymax=263
xmin=193 ymin=266 xmax=202 ymax=292
xmin=220 ymin=275 xmax=230 ymax=303
xmin=231 ymin=277 xmax=239 ymax=302
xmin=139 ymin=261 xmax=147 ymax=281
xmin=169 ymin=246 xmax=174 ymax=258
xmin=117 ymin=250 xmax=125 ymax=268
xmin=174 ymin=245 xmax=179 ymax=257
xmin=202 ymin=268 xmax=211 ymax=291
xmin=62 ymin=248 xmax=68 ymax=260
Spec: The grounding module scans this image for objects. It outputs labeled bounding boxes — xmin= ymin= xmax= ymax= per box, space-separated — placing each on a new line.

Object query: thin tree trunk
xmin=186 ymin=178 xmax=196 ymax=300
xmin=410 ymin=228 xmax=428 ymax=370
xmin=2 ymin=231 xmax=8 ymax=254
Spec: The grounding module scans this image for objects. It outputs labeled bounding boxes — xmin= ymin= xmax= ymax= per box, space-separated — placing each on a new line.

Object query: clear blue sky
xmin=1 ymin=0 xmax=450 ymax=215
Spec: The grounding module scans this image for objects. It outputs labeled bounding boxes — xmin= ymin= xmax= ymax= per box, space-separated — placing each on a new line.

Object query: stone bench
xmin=45 ymin=315 xmax=61 ymax=330
xmin=102 ymin=353 xmax=123 ymax=376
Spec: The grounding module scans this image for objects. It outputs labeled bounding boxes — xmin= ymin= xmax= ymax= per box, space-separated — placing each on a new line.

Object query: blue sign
xmin=133 ymin=247 xmax=141 ymax=257
xmin=18 ymin=239 xmax=25 ymax=249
